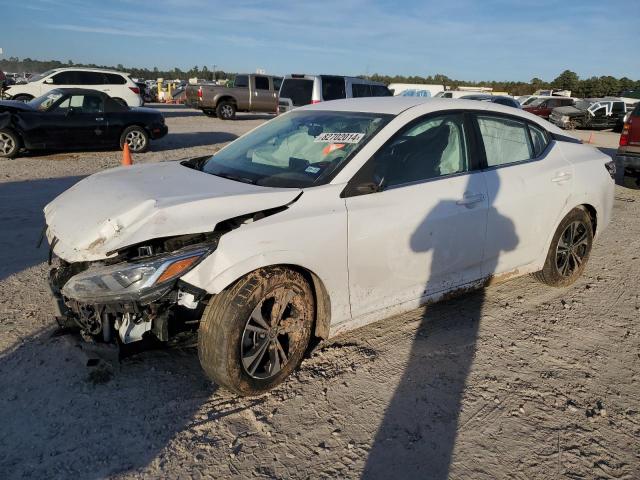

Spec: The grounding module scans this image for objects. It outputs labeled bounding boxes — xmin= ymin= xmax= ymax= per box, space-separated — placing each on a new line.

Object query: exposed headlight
xmin=561 ymin=115 xmax=570 ymax=122
xmin=62 ymin=246 xmax=210 ymax=303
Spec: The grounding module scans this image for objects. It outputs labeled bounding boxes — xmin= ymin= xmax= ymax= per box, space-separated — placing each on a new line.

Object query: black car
xmin=549 ymin=98 xmax=627 ymax=132
xmin=0 ymin=88 xmax=168 ymax=158
xmin=460 ymin=94 xmax=522 ymax=109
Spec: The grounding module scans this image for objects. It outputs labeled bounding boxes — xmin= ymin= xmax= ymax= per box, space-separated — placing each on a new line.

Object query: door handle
xmin=456 ymin=193 xmax=485 ymax=206
xmin=551 ymin=172 xmax=572 ymax=182
xmin=95 ymin=117 xmax=104 ymax=121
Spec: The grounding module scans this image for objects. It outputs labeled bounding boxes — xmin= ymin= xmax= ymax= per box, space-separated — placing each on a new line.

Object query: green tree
xmin=552 ymin=70 xmax=579 ymax=92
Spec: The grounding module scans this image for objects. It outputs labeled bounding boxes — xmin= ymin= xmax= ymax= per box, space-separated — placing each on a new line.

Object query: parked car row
xmin=548 ymin=98 xmax=627 ymax=132
xmin=185 ymin=73 xmax=392 ymax=119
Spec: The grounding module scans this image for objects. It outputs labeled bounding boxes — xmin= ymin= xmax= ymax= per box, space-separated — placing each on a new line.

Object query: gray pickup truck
xmin=185 ymin=74 xmax=282 ymax=120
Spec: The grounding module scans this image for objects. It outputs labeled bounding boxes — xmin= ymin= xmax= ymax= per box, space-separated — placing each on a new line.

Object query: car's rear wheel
xmin=535 ymin=208 xmax=593 ymax=287
xmin=198 ymin=267 xmax=314 ymax=396
xmin=0 ymin=129 xmax=20 ymax=159
xmin=216 ymin=101 xmax=236 ymax=120
xmin=12 ymin=94 xmax=33 ymax=103
xmin=120 ymin=126 xmax=149 ymax=153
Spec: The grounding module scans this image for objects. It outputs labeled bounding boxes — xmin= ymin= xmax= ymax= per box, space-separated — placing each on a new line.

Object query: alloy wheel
xmin=240 ymin=287 xmax=305 ymax=379
xmin=555 ymin=220 xmax=589 ymax=277
xmin=0 ymin=132 xmax=16 ymax=156
xmin=125 ymin=130 xmax=146 ymax=152
xmin=221 ymin=105 xmax=234 ymax=119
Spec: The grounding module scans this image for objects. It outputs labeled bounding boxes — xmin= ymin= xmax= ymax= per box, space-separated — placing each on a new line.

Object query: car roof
xmin=48 ymin=67 xmax=129 ymax=75
xmin=296 ymin=96 xmax=569 ymax=134
xmin=282 ymin=74 xmax=385 ymax=86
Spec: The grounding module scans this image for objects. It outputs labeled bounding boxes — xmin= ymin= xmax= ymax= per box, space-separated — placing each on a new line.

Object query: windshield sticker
xmin=322 ymin=143 xmax=345 ymax=156
xmin=314 ymin=132 xmax=365 ymax=144
xmin=305 ymin=166 xmax=321 ymax=174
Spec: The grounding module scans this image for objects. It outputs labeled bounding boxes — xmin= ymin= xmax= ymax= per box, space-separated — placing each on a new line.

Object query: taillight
xmin=311 ymin=99 xmax=321 ymax=104
xmin=619 ymin=121 xmax=630 ymax=146
xmin=198 ymin=86 xmax=202 ymax=100
xmin=129 ymin=86 xmax=140 ymax=94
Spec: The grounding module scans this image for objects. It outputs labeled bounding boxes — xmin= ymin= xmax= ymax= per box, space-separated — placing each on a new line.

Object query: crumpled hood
xmin=0 ymin=100 xmax=35 ymax=112
xmin=44 ymin=161 xmax=301 ymax=262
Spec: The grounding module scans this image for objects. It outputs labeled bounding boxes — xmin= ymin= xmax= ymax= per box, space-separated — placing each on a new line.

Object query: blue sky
xmin=1 ymin=0 xmax=638 ymax=81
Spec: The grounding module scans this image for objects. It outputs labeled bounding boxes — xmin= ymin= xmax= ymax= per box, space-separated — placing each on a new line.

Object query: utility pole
xmin=213 ymin=64 xmax=217 ymax=82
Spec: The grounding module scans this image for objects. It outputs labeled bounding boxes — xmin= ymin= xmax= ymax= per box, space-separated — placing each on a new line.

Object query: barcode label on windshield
xmin=314 ymin=132 xmax=365 ymax=143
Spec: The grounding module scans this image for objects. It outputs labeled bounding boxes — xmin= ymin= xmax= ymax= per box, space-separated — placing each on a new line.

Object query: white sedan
xmin=45 ymin=97 xmax=615 ymax=395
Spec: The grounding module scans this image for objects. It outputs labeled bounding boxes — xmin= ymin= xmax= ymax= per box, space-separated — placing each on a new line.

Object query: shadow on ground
xmin=0 ymin=176 xmax=83 ymax=281
xmin=0 ymin=328 xmax=219 ymax=479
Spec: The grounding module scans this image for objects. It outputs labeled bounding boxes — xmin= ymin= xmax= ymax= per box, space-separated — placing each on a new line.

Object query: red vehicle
xmin=617 ymin=102 xmax=640 ymax=186
xmin=523 ymin=97 xmax=574 ymax=119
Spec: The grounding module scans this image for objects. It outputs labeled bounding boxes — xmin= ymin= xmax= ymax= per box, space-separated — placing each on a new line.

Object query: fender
xmin=181 ymin=249 xmax=344 ymax=339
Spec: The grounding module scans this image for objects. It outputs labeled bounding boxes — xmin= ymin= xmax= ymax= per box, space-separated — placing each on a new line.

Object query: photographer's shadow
xmin=363 ymin=174 xmax=518 ymax=479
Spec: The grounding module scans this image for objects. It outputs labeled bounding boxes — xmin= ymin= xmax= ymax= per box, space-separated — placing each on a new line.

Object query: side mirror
xmin=354 ymin=182 xmax=383 ymax=195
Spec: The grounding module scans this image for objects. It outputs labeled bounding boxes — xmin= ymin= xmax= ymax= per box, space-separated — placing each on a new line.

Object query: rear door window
xmin=477 ymin=115 xmax=533 ymax=167
xmin=254 ymin=76 xmax=269 ymax=90
xmin=279 ymin=78 xmax=313 ymax=106
xmin=612 ymin=102 xmax=626 ymax=114
xmin=52 ymin=71 xmax=78 ymax=85
xmin=321 ymin=76 xmax=346 ymax=101
xmin=75 ymin=71 xmax=105 ymax=85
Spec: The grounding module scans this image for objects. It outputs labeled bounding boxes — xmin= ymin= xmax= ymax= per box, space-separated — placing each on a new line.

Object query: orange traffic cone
xmin=586 ymin=132 xmax=594 ymax=144
xmin=122 ymin=142 xmax=133 ymax=166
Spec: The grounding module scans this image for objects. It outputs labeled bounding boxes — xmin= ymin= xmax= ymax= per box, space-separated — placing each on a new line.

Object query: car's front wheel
xmin=120 ymin=126 xmax=149 ymax=153
xmin=0 ymin=129 xmax=20 ymax=159
xmin=535 ymin=207 xmax=593 ymax=287
xmin=198 ymin=267 xmax=314 ymax=395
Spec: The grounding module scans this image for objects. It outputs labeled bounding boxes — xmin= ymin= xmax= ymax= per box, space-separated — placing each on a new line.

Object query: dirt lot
xmin=0 ymin=105 xmax=638 ymax=479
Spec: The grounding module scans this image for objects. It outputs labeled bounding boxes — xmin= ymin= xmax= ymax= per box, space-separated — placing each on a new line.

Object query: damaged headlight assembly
xmin=61 ymin=246 xmax=211 ymax=303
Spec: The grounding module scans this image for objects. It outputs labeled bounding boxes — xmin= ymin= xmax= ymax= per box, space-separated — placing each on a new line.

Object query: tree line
xmin=1 ymin=57 xmax=638 ymax=98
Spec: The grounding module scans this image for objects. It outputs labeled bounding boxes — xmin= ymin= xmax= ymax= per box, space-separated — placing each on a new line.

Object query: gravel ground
xmin=0 ymin=105 xmax=639 ymax=479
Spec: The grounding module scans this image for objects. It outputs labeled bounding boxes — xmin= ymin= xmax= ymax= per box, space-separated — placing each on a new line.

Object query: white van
xmin=278 ymin=74 xmax=391 ymax=113
xmin=4 ymin=67 xmax=143 ymax=106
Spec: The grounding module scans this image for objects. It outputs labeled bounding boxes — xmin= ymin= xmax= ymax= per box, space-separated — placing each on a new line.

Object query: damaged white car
xmin=46 ymin=97 xmax=615 ymax=395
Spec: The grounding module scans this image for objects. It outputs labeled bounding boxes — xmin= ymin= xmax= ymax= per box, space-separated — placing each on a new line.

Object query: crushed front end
xmin=48 ymin=233 xmax=219 ymax=349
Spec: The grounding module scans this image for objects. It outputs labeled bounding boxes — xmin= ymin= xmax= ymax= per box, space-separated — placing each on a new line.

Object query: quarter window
xmin=477 ymin=115 xmax=533 ymax=167
xmin=367 ymin=114 xmax=469 ymax=188
xmin=528 ymin=124 xmax=549 ymax=157
xmin=105 ymin=73 xmax=127 ymax=85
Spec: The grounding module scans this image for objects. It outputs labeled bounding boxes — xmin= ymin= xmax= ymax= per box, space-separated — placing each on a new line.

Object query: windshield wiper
xmin=213 ymin=172 xmax=256 ymax=185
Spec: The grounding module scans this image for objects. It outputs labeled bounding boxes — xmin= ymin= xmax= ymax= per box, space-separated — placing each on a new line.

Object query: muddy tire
xmin=198 ymin=267 xmax=314 ymax=396
xmin=119 ymin=125 xmax=149 ymax=153
xmin=216 ymin=101 xmax=236 ymax=120
xmin=534 ymin=208 xmax=593 ymax=287
xmin=0 ymin=129 xmax=20 ymax=159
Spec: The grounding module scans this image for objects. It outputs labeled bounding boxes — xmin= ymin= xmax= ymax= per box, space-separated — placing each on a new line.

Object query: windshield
xmin=28 ymin=91 xmax=64 ymax=111
xmin=28 ymin=69 xmax=57 ymax=83
xmin=189 ymin=110 xmax=392 ymax=188
xmin=528 ymin=98 xmax=547 ymax=107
